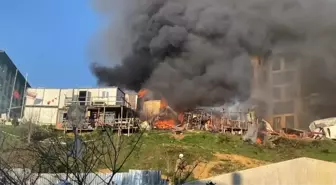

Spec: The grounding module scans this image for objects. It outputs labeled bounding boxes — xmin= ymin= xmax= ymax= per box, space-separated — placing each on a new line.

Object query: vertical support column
xmin=121 ymin=106 xmax=123 ymax=121
xmin=127 ymin=110 xmax=130 ymax=136
xmin=20 ymin=73 xmax=28 ymax=119
xmin=103 ymin=106 xmax=106 ymax=125
xmin=7 ymin=69 xmax=18 ymax=119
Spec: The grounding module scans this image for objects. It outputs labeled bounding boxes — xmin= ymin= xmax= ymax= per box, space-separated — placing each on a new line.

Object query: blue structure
xmin=0 ymin=51 xmax=30 ymax=117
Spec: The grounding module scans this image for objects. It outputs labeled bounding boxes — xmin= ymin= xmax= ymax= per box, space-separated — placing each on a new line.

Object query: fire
xmin=138 ymin=88 xmax=178 ymax=129
xmin=138 ymin=89 xmax=149 ymax=98
xmin=154 ymin=119 xmax=176 ymax=129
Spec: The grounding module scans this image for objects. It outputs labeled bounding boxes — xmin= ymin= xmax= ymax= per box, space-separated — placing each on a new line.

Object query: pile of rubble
xmin=243 ymin=117 xmax=336 ymax=146
xmin=137 ymin=89 xmax=336 ymax=140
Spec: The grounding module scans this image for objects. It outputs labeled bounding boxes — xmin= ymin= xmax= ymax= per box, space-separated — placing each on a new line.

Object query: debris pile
xmin=137 ymin=89 xmax=336 ymax=142
xmin=309 ymin=117 xmax=336 ymax=140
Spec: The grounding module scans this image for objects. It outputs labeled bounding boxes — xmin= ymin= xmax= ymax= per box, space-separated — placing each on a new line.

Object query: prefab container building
xmin=24 ymin=87 xmax=132 ymax=125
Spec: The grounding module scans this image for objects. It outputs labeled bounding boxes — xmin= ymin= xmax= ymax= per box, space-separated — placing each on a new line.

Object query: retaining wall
xmin=186 ymin=157 xmax=336 ymax=185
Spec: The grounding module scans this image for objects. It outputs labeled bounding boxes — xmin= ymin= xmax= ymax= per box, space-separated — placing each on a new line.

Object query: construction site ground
xmin=1 ymin=125 xmax=336 ymax=182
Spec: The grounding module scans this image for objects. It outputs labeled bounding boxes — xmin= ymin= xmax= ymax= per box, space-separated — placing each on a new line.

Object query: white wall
xmin=125 ymin=93 xmax=138 ymax=110
xmin=26 ymin=88 xmax=61 ymax=107
xmin=24 ymin=107 xmax=58 ymax=125
xmin=59 ymin=89 xmax=74 ymax=108
xmin=186 ymin=157 xmax=336 ymax=185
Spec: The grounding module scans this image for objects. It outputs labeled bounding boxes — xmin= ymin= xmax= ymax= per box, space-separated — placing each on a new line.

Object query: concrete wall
xmin=186 ymin=157 xmax=336 ymax=185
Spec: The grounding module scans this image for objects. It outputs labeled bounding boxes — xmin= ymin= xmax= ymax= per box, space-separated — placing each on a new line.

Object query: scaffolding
xmin=57 ymin=95 xmax=139 ymax=135
xmin=182 ymin=108 xmax=249 ymax=134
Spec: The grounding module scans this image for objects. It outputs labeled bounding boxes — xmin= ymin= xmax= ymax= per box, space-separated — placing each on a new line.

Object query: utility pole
xmin=7 ymin=69 xmax=18 ymax=119
xmin=20 ymin=73 xmax=28 ymax=118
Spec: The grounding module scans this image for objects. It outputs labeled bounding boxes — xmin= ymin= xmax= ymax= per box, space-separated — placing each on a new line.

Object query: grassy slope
xmin=1 ymin=125 xmax=336 ymax=178
xmin=121 ymin=131 xmax=336 ymax=176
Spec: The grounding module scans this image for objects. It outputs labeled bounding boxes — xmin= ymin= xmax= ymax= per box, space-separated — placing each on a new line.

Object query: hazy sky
xmin=0 ymin=0 xmax=103 ymax=88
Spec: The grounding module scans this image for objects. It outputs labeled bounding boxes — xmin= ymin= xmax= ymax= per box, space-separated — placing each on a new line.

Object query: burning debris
xmin=137 ymin=88 xmax=333 ymax=143
xmin=137 ymin=88 xmax=251 ymax=133
xmin=137 ymin=89 xmax=182 ymax=129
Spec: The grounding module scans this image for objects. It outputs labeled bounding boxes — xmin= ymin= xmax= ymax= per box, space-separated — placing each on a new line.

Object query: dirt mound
xmin=214 ymin=153 xmax=266 ymax=168
xmin=193 ymin=153 xmax=267 ymax=179
xmin=171 ymin=134 xmax=185 ymax=140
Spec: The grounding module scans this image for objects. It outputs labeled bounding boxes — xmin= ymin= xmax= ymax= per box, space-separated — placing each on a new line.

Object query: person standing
xmin=175 ymin=154 xmax=186 ymax=185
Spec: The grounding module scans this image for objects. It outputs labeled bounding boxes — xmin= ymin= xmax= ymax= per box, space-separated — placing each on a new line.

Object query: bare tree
xmin=28 ymin=125 xmax=144 ymax=184
xmin=0 ymin=133 xmax=42 ymax=185
xmin=20 ymin=109 xmax=40 ymax=144
xmin=31 ymin=135 xmax=102 ymax=184
xmin=92 ymin=127 xmax=144 ymax=184
xmin=0 ymin=103 xmax=145 ymax=185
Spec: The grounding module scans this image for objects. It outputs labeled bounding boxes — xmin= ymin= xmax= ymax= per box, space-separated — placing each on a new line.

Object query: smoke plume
xmin=91 ymin=0 xmax=336 ymax=110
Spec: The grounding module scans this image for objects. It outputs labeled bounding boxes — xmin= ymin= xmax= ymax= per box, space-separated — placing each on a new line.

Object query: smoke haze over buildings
xmin=91 ymin=0 xmax=336 ymax=110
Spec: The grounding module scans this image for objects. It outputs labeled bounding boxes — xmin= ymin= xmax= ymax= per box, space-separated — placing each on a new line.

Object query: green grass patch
xmin=1 ymin=127 xmax=336 ymax=178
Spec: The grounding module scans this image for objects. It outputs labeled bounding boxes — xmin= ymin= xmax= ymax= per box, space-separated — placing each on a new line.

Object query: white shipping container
xmin=24 ymin=87 xmax=125 ymax=125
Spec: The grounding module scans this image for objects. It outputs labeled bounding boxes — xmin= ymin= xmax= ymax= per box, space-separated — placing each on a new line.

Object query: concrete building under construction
xmin=251 ymin=52 xmax=336 ymax=130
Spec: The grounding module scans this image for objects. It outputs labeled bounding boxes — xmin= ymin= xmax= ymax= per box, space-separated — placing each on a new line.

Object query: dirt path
xmin=192 ymin=153 xmax=267 ymax=179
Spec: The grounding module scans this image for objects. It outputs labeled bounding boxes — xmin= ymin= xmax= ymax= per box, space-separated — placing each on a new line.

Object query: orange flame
xmin=138 ymin=89 xmax=149 ymax=98
xmin=154 ymin=119 xmax=175 ymax=129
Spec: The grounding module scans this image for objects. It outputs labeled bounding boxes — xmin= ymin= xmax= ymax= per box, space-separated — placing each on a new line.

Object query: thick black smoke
xmin=91 ymin=0 xmax=336 ymax=110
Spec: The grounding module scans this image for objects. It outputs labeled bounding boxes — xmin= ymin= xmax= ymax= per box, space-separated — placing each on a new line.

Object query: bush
xmin=17 ymin=123 xmax=54 ymax=142
xmin=215 ymin=134 xmax=234 ymax=144
xmin=12 ymin=118 xmax=19 ymax=127
xmin=272 ymin=137 xmax=309 ymax=149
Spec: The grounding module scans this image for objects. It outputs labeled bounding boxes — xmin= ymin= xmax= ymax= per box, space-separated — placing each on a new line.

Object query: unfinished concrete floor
xmin=186 ymin=157 xmax=336 ymax=185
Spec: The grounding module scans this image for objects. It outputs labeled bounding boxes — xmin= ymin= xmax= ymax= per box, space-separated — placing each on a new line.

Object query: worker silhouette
xmin=175 ymin=153 xmax=187 ymax=185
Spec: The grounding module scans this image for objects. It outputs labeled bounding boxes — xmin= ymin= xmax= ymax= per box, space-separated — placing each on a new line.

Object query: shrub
xmin=17 ymin=123 xmax=54 ymax=142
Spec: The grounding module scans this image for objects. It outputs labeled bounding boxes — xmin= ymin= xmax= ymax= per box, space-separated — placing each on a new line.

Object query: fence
xmin=4 ymin=169 xmax=168 ymax=185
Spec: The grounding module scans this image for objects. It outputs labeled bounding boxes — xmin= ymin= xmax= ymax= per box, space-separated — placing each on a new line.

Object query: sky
xmin=0 ymin=0 xmax=103 ymax=88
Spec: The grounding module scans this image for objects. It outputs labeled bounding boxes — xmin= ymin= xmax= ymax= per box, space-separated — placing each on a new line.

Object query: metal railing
xmin=60 ymin=117 xmax=140 ymax=130
xmin=64 ymin=96 xmax=132 ymax=108
xmin=95 ymin=118 xmax=139 ymax=129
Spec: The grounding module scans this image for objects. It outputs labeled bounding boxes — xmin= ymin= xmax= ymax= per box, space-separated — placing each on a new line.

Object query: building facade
xmin=251 ymin=52 xmax=336 ymax=130
xmin=0 ymin=51 xmax=30 ymax=117
xmin=24 ymin=87 xmax=135 ymax=125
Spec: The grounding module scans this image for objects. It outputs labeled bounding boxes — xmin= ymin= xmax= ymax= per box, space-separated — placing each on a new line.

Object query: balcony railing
xmin=64 ymin=96 xmax=132 ymax=108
